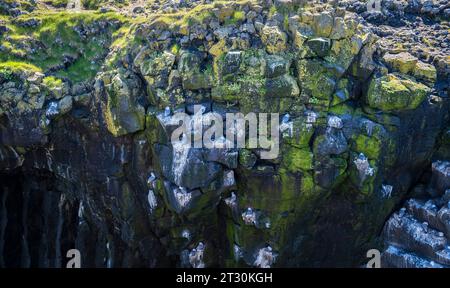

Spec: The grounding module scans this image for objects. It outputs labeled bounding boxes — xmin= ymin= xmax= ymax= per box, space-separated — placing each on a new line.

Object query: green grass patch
xmin=0 ymin=11 xmax=128 ymax=83
xmin=42 ymin=75 xmax=63 ymax=89
xmin=44 ymin=0 xmax=69 ymax=8
xmin=0 ymin=61 xmax=41 ymax=73
xmin=170 ymin=43 xmax=180 ymax=55
xmin=0 ymin=61 xmax=41 ymax=81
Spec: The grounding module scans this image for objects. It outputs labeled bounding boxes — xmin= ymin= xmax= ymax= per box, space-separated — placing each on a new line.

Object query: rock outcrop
xmin=0 ymin=0 xmax=448 ymax=267
xmin=381 ymin=161 xmax=450 ymax=268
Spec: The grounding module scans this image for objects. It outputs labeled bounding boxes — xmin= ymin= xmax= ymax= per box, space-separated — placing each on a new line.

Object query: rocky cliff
xmin=0 ymin=0 xmax=449 ymax=267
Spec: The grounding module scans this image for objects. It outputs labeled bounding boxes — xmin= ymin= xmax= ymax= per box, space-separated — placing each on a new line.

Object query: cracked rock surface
xmin=0 ymin=0 xmax=448 ymax=267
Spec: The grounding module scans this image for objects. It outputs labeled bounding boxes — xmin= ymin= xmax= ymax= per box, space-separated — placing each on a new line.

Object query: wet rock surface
xmin=381 ymin=154 xmax=450 ymax=268
xmin=381 ymin=168 xmax=450 ymax=267
xmin=0 ymin=0 xmax=448 ymax=267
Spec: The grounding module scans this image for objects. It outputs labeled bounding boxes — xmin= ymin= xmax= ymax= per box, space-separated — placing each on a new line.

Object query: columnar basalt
xmin=0 ymin=0 xmax=448 ymax=267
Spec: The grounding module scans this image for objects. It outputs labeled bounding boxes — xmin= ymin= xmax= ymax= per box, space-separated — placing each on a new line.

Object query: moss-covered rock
xmin=282 ymin=145 xmax=313 ymax=172
xmin=239 ymin=149 xmax=257 ymax=169
xmin=306 ymin=37 xmax=331 ymax=57
xmin=102 ymin=71 xmax=146 ymax=137
xmin=265 ymin=74 xmax=300 ymax=98
xmin=260 ymin=25 xmax=287 ymax=54
xmin=296 ymin=59 xmax=336 ymax=101
xmin=312 ymin=11 xmax=333 ymax=37
xmin=413 ymin=61 xmax=437 ymax=84
xmin=383 ymin=52 xmax=418 ymax=74
xmin=283 ymin=118 xmax=315 ymax=149
xmin=366 ymin=73 xmax=430 ymax=111
xmin=354 ymin=134 xmax=381 ymax=159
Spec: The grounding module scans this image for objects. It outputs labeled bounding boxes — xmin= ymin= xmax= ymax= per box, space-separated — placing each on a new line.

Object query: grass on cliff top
xmin=0 ymin=61 xmax=41 ymax=78
xmin=0 ymin=11 xmax=130 ymax=83
xmin=43 ymin=0 xmax=69 ymax=8
xmin=81 ymin=0 xmax=129 ymax=10
xmin=145 ymin=0 xmax=257 ymax=27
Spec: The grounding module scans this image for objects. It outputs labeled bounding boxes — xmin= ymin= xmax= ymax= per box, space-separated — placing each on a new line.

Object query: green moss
xmin=0 ymin=61 xmax=41 ymax=75
xmin=296 ymin=59 xmax=336 ymax=102
xmin=82 ymin=0 xmax=129 ymax=10
xmin=283 ymin=119 xmax=314 ymax=149
xmin=283 ymin=14 xmax=289 ymax=31
xmin=282 ymin=145 xmax=313 ymax=172
xmin=269 ymin=5 xmax=277 ymax=17
xmin=107 ymin=23 xmax=144 ymax=67
xmin=367 ymin=73 xmax=430 ymax=111
xmin=301 ymin=173 xmax=315 ymax=194
xmin=348 ymin=152 xmax=378 ymax=196
xmin=239 ymin=149 xmax=257 ymax=168
xmin=328 ymin=102 xmax=354 ymax=116
xmin=185 ymin=9 xmax=214 ymax=25
xmin=0 ymin=11 xmax=127 ymax=83
xmin=224 ymin=10 xmax=245 ymax=25
xmin=42 ymin=76 xmax=63 ymax=89
xmin=354 ymin=134 xmax=381 ymax=159
xmin=233 ymin=11 xmax=245 ymax=21
xmin=170 ymin=43 xmax=180 ymax=55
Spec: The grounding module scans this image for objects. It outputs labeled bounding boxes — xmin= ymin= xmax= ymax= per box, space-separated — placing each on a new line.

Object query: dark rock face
xmin=380 ymin=126 xmax=450 ymax=268
xmin=381 ymin=173 xmax=450 ymax=268
xmin=0 ymin=0 xmax=449 ymax=268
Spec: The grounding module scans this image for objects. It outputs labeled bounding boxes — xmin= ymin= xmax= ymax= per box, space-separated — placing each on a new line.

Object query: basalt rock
xmin=0 ymin=0 xmax=449 ymax=268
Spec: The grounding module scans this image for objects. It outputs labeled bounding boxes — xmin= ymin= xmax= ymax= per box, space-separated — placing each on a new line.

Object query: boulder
xmin=102 ymin=72 xmax=146 ymax=137
xmin=312 ymin=12 xmax=334 ymax=37
xmin=383 ymin=52 xmax=418 ymax=74
xmin=413 ymin=61 xmax=437 ymax=84
xmin=306 ymin=37 xmax=331 ymax=57
xmin=431 ymin=161 xmax=450 ymax=194
xmin=260 ymin=25 xmax=287 ymax=54
xmin=155 ymin=144 xmax=222 ymax=190
xmin=366 ymin=73 xmax=430 ymax=111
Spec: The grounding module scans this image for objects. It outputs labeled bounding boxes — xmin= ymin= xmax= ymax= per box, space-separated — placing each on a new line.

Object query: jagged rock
xmin=265 ymin=55 xmax=289 ymax=78
xmin=0 ymin=0 xmax=449 ymax=269
xmin=296 ymin=59 xmax=336 ymax=101
xmin=306 ymin=37 xmax=331 ymax=57
xmin=330 ymin=17 xmax=347 ymax=39
xmin=58 ymin=96 xmax=73 ymax=115
xmin=0 ymin=145 xmax=24 ymax=170
xmin=431 ymin=161 xmax=450 ymax=194
xmin=163 ymin=182 xmax=202 ymax=214
xmin=382 ymin=245 xmax=445 ymax=268
xmin=265 ymin=74 xmax=300 ymax=98
xmin=101 ymin=71 xmax=146 ymax=137
xmin=155 ymin=144 xmax=222 ymax=190
xmin=260 ymin=25 xmax=287 ymax=54
xmin=381 ymin=188 xmax=450 ymax=268
xmin=239 ymin=149 xmax=257 ymax=169
xmin=414 ymin=61 xmax=437 ymax=84
xmin=314 ymin=129 xmax=348 ymax=156
xmin=383 ymin=52 xmax=418 ymax=74
xmin=384 ymin=211 xmax=447 ymax=261
xmin=312 ymin=11 xmax=334 ymax=37
xmin=134 ymin=49 xmax=176 ymax=89
xmin=179 ymin=50 xmax=213 ymax=90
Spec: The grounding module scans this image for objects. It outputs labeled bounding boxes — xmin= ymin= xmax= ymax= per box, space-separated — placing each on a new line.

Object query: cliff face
xmin=0 ymin=0 xmax=449 ymax=267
